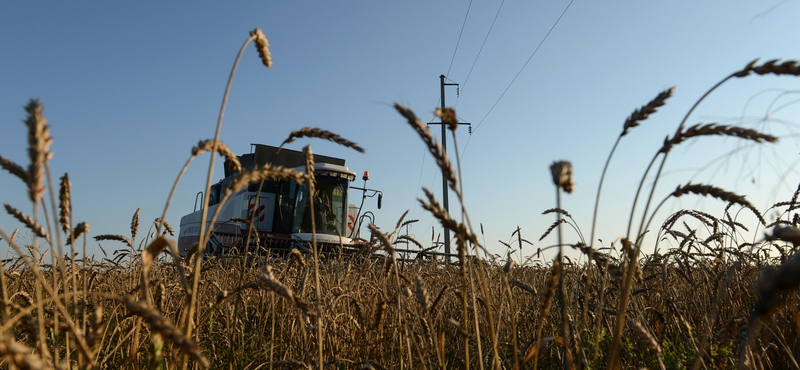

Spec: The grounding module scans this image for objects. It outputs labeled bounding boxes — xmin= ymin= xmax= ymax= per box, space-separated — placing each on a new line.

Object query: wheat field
xmin=1 ymin=28 xmax=799 ymax=370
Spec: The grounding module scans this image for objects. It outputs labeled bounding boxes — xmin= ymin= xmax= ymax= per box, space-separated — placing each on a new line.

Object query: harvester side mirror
xmin=377 ymin=193 xmax=382 ymax=209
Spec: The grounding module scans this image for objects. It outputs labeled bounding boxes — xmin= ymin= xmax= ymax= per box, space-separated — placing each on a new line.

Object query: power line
xmin=447 ymin=0 xmax=474 ymax=77
xmin=456 ymin=0 xmax=506 ymax=107
xmin=472 ymin=0 xmax=575 ymax=133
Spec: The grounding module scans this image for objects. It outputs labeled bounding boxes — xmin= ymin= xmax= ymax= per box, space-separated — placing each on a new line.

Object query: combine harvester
xmin=177 ymin=144 xmax=381 ymax=257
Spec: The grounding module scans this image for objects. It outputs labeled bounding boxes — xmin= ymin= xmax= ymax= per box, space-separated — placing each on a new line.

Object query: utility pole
xmin=428 ymin=75 xmax=470 ymax=256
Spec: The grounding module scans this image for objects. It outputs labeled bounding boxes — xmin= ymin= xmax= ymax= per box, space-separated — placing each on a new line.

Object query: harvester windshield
xmin=292 ymin=175 xmax=349 ymax=236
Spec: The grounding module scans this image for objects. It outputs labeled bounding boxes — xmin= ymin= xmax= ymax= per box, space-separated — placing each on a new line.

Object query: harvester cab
xmin=177 ymin=143 xmax=379 ymax=257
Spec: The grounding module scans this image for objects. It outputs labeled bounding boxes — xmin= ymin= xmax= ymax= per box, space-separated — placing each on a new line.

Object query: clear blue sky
xmin=2 ymin=1 xmax=799 ymax=261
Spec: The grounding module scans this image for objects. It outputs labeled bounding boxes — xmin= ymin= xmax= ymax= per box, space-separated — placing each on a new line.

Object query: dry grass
xmin=1 ymin=28 xmax=799 ymax=370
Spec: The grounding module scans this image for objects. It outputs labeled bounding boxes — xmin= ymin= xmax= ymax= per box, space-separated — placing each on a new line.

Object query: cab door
xmin=247 ymin=194 xmax=275 ymax=232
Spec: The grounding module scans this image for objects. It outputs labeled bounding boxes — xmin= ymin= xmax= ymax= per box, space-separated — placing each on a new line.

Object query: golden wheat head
xmin=66 ymin=222 xmax=90 ymax=245
xmin=23 ymin=99 xmax=53 ymax=206
xmin=435 ymin=107 xmax=458 ymax=131
xmin=0 ymin=156 xmax=27 ymax=183
xmin=250 ymin=28 xmax=272 ymax=68
xmin=4 ymin=203 xmax=48 ymax=239
xmin=192 ymin=139 xmax=242 ymax=173
xmin=94 ymin=234 xmax=133 ymax=248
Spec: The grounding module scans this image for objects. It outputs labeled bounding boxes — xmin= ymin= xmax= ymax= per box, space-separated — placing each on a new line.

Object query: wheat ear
xmin=550 ymin=160 xmax=574 ymax=194
xmin=192 ymin=139 xmax=242 ymax=173
xmin=93 ymin=234 xmax=133 ymax=249
xmin=395 ymin=103 xmax=458 ymax=191
xmin=23 ymin=99 xmax=53 ymax=207
xmin=419 ymin=188 xmax=479 ymax=246
xmin=671 ymin=183 xmax=765 ymax=225
xmin=282 ymin=127 xmax=365 ymax=153
xmin=250 ymin=28 xmax=272 ymax=68
xmin=4 ymin=203 xmax=48 ymax=239
xmin=622 ymin=87 xmax=675 ymax=136
xmin=130 ymin=208 xmax=140 ymax=242
xmin=0 ymin=156 xmax=27 ymax=183
xmin=733 ymin=58 xmax=800 ymax=77
xmin=659 ymin=123 xmax=777 ymax=154
xmin=225 ymin=166 xmax=305 ymax=196
xmin=435 ymin=107 xmax=458 ymax=131
xmin=58 ymin=173 xmax=71 ymax=234
xmin=65 ymin=222 xmax=90 ymax=246
xmin=153 ymin=217 xmax=174 ymax=236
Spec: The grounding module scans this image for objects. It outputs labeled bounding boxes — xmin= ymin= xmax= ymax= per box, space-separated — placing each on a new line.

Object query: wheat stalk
xmin=414 ymin=276 xmax=431 ymax=315
xmin=610 ymin=59 xmax=800 ymax=368
xmin=185 ymin=30 xmax=275 ymax=350
xmin=589 ymin=87 xmax=674 ymax=362
xmin=529 ymin=260 xmax=561 ymax=370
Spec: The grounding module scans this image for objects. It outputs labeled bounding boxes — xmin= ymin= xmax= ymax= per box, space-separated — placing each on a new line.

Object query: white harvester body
xmin=177 ymin=144 xmax=372 ymax=256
